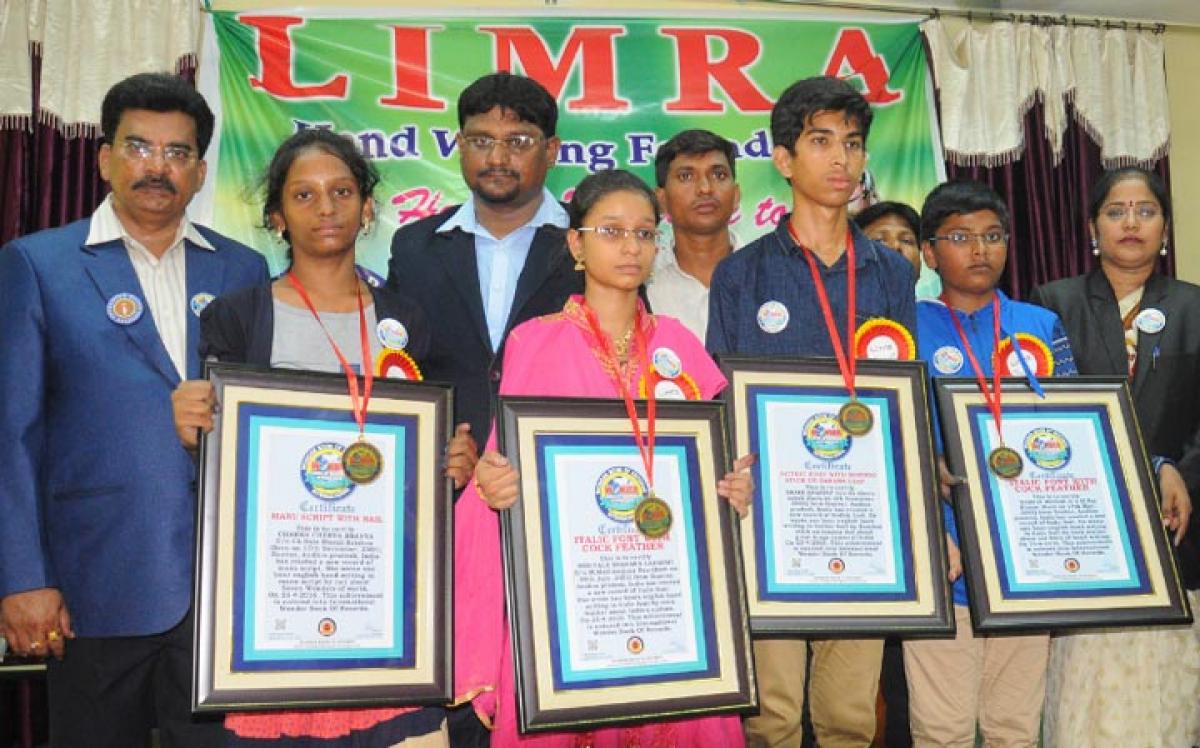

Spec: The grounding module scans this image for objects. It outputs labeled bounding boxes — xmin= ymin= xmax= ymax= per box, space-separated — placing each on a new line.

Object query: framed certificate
xmin=193 ymin=363 xmax=452 ymax=711
xmin=720 ymin=356 xmax=952 ymax=636
xmin=496 ymin=396 xmax=756 ymax=734
xmin=936 ymin=376 xmax=1192 ymax=632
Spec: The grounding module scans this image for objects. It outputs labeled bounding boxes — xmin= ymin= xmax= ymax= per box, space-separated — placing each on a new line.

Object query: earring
xmin=361 ymin=216 xmax=375 ymax=235
xmin=1160 ymin=239 xmax=1169 ymax=257
xmin=272 ymin=225 xmax=285 ymax=243
xmin=574 ymin=256 xmax=585 ymax=271
xmin=1090 ymin=237 xmax=1100 ymax=257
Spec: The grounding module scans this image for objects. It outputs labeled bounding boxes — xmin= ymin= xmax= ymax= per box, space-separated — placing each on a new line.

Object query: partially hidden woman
xmin=171 ymin=128 xmax=477 ymax=746
xmin=1030 ymin=166 xmax=1200 ymax=748
xmin=455 ymin=169 xmax=753 ymax=747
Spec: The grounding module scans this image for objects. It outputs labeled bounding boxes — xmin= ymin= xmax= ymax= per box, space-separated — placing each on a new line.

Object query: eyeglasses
xmin=461 ymin=134 xmax=543 ymax=154
xmin=1102 ymin=203 xmax=1162 ymax=222
xmin=929 ymin=230 xmax=1008 ymax=248
xmin=120 ymin=139 xmax=196 ymax=166
xmin=576 ymin=226 xmax=661 ymax=245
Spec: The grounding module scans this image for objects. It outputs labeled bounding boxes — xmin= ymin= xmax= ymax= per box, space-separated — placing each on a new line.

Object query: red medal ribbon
xmin=580 ymin=300 xmax=656 ymax=492
xmin=792 ymin=224 xmax=858 ymax=399
xmin=287 ymin=272 xmax=373 ymax=436
xmin=942 ymin=294 xmax=1005 ymax=445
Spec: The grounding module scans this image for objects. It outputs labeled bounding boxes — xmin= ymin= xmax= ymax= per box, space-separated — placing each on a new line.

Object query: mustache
xmin=132 ymin=176 xmax=177 ymax=193
xmin=478 ymin=168 xmax=519 ymax=180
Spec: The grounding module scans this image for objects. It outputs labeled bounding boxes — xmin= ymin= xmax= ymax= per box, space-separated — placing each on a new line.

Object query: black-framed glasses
xmin=576 ymin=226 xmax=660 ymax=245
xmin=460 ymin=134 xmax=544 ymax=154
xmin=929 ymin=230 xmax=1008 ymax=248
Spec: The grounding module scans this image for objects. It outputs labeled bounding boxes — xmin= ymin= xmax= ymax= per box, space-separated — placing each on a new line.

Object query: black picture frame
xmin=936 ymin=376 xmax=1192 ymax=632
xmin=719 ymin=355 xmax=953 ymax=636
xmin=496 ymin=396 xmax=756 ymax=733
xmin=192 ymin=363 xmax=452 ymax=711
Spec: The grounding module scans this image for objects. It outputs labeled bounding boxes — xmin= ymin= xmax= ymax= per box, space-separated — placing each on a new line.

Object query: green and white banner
xmin=196 ymin=9 xmax=943 ymax=294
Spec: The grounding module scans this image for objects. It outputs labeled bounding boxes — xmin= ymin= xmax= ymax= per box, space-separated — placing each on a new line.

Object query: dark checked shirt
xmin=706 ymin=216 xmax=916 ymax=357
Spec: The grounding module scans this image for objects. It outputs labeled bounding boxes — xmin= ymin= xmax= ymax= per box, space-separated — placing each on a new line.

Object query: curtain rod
xmin=733 ymin=0 xmax=1171 ymax=32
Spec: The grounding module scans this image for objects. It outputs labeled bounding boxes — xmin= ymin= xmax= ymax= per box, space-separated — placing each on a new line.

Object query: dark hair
xmin=854 ymin=201 xmax=920 ymax=237
xmin=770 ymin=76 xmax=873 ymax=152
xmin=653 ymin=129 xmax=738 ymax=187
xmin=101 ymin=73 xmax=216 ymax=157
xmin=919 ymin=181 xmax=1010 ymax=241
xmin=261 ymin=128 xmax=380 ymax=239
xmin=568 ymin=170 xmax=661 ymax=228
xmin=457 ymin=72 xmax=558 ymax=138
xmin=1087 ymin=166 xmax=1172 ymax=226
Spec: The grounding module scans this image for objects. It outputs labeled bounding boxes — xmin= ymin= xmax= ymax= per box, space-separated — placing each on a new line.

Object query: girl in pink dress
xmin=455 ymin=169 xmax=753 ymax=747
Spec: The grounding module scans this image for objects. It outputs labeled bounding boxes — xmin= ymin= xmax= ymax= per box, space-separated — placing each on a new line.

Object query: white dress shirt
xmin=86 ymin=195 xmax=214 ymax=378
xmin=646 ymin=233 xmax=740 ymax=341
xmin=437 ymin=188 xmax=569 ymax=351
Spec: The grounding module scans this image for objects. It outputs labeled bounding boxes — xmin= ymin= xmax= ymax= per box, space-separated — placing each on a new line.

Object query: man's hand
xmin=444 ymin=423 xmax=479 ymax=490
xmin=717 ymin=454 xmax=756 ymax=517
xmin=938 ymin=455 xmax=965 ymax=501
xmin=1157 ymin=462 xmax=1192 ymax=546
xmin=171 ymin=380 xmax=216 ymax=450
xmin=0 ymin=588 xmax=74 ymax=659
xmin=946 ymin=534 xmax=963 ymax=583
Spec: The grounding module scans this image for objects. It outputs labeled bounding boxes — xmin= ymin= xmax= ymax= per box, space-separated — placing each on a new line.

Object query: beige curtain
xmin=0 ymin=0 xmax=200 ymax=135
xmin=924 ymin=17 xmax=1170 ymax=168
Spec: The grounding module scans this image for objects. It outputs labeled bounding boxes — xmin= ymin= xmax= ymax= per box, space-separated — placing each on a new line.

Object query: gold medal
xmin=988 ymin=446 xmax=1023 ymax=480
xmin=343 ymin=440 xmax=383 ymax=484
xmin=838 ymin=400 xmax=874 ymax=437
xmin=634 ymin=495 xmax=673 ymax=539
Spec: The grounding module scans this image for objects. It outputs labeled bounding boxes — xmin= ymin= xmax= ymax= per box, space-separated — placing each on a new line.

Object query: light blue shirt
xmin=437 ymin=188 xmax=568 ymax=351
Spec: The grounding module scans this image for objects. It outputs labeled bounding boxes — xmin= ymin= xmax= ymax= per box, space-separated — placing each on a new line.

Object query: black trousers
xmin=46 ymin=615 xmax=224 ymax=748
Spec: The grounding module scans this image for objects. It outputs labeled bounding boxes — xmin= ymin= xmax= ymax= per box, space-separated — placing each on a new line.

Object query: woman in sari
xmin=1030 ymin=166 xmax=1199 ymax=748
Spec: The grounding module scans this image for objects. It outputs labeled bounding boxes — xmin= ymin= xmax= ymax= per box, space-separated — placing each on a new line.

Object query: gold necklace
xmin=612 ymin=326 xmax=635 ymax=360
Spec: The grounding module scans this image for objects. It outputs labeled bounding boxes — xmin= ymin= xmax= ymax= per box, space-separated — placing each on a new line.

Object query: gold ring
xmin=47 ymin=630 xmax=60 ymax=642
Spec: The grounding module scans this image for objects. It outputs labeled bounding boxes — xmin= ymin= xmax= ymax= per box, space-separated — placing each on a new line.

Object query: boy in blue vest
xmin=906 ymin=180 xmax=1075 ymax=746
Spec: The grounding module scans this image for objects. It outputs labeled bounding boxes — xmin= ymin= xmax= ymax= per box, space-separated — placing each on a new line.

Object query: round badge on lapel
xmin=106 ymin=293 xmax=144 ymax=325
xmin=1135 ymin=308 xmax=1166 ymax=335
xmin=190 ymin=292 xmax=215 ymax=317
xmin=932 ymin=345 xmax=964 ymax=374
xmin=757 ymin=301 xmax=790 ymax=334
xmin=652 ymin=347 xmax=683 ymax=379
xmin=376 ymin=318 xmax=409 ymax=350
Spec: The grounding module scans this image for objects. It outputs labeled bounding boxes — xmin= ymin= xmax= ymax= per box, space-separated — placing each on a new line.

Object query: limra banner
xmin=194 ymin=8 xmax=944 ymax=296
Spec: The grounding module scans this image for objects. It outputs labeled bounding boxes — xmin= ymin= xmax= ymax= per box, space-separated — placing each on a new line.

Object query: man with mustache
xmin=647 ymin=129 xmax=741 ymax=341
xmin=385 ymin=72 xmax=578 ymax=745
xmin=0 ymin=73 xmax=267 ymax=745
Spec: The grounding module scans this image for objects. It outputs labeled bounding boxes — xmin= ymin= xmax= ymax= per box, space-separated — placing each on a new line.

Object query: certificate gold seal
xmin=634 ymin=495 xmax=672 ymax=539
xmin=988 ymin=446 xmax=1023 ymax=480
xmin=838 ymin=400 xmax=874 ymax=437
xmin=343 ymin=440 xmax=383 ymax=484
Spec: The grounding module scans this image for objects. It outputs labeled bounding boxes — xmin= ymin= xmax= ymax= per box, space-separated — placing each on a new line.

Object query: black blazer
xmin=385 ymin=207 xmax=582 ymax=443
xmin=199 ymin=279 xmax=431 ymax=367
xmin=1030 ymin=268 xmax=1200 ymax=587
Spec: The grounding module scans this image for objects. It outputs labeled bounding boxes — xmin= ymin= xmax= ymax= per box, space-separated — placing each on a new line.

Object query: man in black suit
xmin=387 ymin=72 xmax=579 ymax=449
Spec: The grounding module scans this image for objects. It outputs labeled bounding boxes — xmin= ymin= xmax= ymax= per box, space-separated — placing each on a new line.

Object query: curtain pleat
xmin=925 ymin=18 xmax=1170 ymax=168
